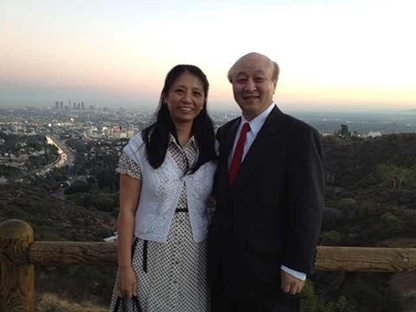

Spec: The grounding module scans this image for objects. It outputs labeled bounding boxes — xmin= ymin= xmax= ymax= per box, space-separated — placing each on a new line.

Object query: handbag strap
xmin=112 ymin=297 xmax=121 ymax=312
xmin=132 ymin=296 xmax=143 ymax=312
xmin=119 ymin=296 xmax=142 ymax=312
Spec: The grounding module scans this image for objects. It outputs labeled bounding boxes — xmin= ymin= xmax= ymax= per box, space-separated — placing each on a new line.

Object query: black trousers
xmin=211 ymin=270 xmax=300 ymax=312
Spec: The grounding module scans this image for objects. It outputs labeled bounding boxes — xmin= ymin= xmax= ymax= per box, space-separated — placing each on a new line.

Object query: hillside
xmin=314 ymin=134 xmax=416 ymax=312
xmin=0 ymin=184 xmax=116 ymax=241
xmin=1 ymin=133 xmax=416 ymax=311
xmin=0 ymin=183 xmax=117 ymax=311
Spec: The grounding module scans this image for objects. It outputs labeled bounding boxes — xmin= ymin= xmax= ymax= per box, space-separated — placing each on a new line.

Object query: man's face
xmin=230 ymin=55 xmax=277 ymax=121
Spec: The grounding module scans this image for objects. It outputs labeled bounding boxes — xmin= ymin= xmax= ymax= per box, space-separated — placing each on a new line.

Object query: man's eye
xmin=255 ymin=78 xmax=264 ymax=82
xmin=236 ymin=79 xmax=246 ymax=83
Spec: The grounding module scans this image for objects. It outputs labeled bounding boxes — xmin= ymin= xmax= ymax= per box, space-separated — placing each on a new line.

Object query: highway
xmin=34 ymin=135 xmax=75 ymax=176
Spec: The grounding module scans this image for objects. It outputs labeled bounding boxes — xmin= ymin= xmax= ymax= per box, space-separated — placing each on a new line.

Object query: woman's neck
xmin=174 ymin=122 xmax=193 ymax=146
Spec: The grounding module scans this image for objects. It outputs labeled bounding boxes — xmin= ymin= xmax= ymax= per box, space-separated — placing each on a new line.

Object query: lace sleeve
xmin=116 ymin=151 xmax=142 ymax=180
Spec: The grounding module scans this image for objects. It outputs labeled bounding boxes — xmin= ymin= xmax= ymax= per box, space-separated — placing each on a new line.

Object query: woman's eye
xmin=175 ymin=89 xmax=184 ymax=94
xmin=255 ymin=78 xmax=264 ymax=82
xmin=193 ymin=91 xmax=202 ymax=97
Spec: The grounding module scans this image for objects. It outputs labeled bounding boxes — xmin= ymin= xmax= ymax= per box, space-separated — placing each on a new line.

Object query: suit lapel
xmin=229 ymin=107 xmax=285 ymax=191
xmin=223 ymin=117 xmax=241 ymax=162
xmin=219 ymin=118 xmax=241 ymax=193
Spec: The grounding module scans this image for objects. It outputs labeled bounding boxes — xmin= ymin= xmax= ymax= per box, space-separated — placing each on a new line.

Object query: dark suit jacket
xmin=208 ymin=106 xmax=324 ymax=301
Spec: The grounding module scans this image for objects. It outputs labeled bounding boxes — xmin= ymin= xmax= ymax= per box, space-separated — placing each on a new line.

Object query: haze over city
xmin=1 ymin=0 xmax=415 ymax=112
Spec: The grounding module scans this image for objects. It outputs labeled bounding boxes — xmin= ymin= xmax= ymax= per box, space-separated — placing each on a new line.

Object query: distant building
xmin=126 ymin=130 xmax=136 ymax=138
xmin=368 ymin=131 xmax=382 ymax=138
xmin=0 ymin=176 xmax=8 ymax=184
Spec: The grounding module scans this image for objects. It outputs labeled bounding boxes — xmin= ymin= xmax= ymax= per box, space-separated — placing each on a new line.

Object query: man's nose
xmin=244 ymin=79 xmax=256 ymax=92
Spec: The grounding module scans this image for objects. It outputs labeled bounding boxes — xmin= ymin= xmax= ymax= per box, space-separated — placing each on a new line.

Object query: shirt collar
xmin=240 ymin=102 xmax=276 ymax=136
xmin=168 ymin=133 xmax=197 ymax=150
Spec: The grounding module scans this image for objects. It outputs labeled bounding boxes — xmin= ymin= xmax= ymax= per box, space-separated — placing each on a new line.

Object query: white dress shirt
xmin=228 ymin=102 xmax=306 ymax=281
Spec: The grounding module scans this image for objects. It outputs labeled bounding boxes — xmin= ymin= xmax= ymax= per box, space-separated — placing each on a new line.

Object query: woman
xmin=109 ymin=65 xmax=217 ymax=312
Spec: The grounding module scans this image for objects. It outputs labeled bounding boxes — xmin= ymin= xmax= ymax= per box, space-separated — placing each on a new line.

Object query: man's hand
xmin=281 ymin=270 xmax=305 ymax=295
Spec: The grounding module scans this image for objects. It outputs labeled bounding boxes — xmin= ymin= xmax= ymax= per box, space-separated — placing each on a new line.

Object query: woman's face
xmin=164 ymin=72 xmax=205 ymax=126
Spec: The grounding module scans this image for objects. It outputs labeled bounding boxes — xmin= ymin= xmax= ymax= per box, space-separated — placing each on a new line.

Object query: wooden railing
xmin=1 ymin=219 xmax=416 ymax=311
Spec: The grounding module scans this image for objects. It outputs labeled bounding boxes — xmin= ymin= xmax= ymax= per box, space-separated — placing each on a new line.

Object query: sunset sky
xmin=1 ymin=0 xmax=415 ymax=112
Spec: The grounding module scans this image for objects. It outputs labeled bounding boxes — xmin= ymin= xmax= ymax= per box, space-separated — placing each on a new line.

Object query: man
xmin=208 ymin=52 xmax=324 ymax=312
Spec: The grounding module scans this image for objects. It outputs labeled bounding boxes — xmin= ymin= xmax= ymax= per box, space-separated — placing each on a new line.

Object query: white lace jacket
xmin=123 ymin=131 xmax=216 ymax=243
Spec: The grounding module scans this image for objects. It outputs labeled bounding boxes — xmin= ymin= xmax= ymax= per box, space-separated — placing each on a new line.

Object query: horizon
xmin=1 ymin=0 xmax=416 ymax=112
xmin=2 ymin=101 xmax=416 ymax=116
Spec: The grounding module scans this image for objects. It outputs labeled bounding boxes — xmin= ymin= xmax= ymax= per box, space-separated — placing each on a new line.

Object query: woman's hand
xmin=118 ymin=266 xmax=137 ymax=299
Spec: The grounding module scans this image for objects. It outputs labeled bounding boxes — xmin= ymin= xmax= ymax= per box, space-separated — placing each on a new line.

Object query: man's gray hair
xmin=227 ymin=54 xmax=280 ymax=83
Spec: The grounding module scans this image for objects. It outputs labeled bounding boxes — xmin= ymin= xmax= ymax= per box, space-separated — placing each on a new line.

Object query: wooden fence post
xmin=0 ymin=219 xmax=34 ymax=312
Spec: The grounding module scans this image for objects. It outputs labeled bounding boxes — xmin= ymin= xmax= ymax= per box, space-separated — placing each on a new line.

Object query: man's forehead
xmin=235 ymin=68 xmax=268 ymax=76
xmin=233 ymin=62 xmax=272 ymax=78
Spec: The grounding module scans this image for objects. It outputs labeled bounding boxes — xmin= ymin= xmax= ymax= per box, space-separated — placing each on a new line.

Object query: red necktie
xmin=229 ymin=123 xmax=251 ymax=186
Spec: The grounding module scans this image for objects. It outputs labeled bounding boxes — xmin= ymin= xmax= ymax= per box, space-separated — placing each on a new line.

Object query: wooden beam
xmin=316 ymin=246 xmax=416 ymax=272
xmin=28 ymin=241 xmax=416 ymax=272
xmin=29 ymin=241 xmax=117 ymax=266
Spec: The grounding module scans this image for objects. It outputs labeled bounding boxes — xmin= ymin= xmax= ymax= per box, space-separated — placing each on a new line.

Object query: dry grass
xmin=36 ymin=292 xmax=108 ymax=312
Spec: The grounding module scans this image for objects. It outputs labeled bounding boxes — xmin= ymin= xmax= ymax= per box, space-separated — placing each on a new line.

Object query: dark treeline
xmin=1 ymin=129 xmax=416 ymax=311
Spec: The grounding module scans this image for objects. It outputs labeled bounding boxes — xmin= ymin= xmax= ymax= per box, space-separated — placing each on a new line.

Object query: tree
xmin=321 ymin=230 xmax=342 ymax=246
xmin=376 ymin=164 xmax=416 ymax=208
xmin=335 ymin=124 xmax=351 ymax=139
xmin=64 ymin=180 xmax=91 ymax=195
xmin=377 ymin=164 xmax=414 ymax=190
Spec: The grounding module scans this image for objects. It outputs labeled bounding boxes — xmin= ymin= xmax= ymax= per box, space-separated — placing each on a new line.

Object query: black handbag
xmin=112 ymin=296 xmax=142 ymax=312
xmin=112 ymin=238 xmax=143 ymax=312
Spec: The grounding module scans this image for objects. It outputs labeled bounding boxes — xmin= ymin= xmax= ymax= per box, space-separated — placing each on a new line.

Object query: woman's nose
xmin=182 ymin=91 xmax=192 ymax=102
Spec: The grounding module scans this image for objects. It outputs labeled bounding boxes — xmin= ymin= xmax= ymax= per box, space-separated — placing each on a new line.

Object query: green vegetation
xmin=0 ymin=133 xmax=59 ymax=177
xmin=302 ymin=280 xmax=357 ymax=312
xmin=0 ymin=164 xmax=23 ymax=179
xmin=0 ymin=182 xmax=116 ymax=309
xmin=316 ymin=132 xmax=416 ymax=311
xmin=2 ymin=130 xmax=416 ymax=311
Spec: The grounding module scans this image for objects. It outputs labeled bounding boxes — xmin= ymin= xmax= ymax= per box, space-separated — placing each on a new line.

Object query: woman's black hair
xmin=142 ymin=64 xmax=216 ymax=173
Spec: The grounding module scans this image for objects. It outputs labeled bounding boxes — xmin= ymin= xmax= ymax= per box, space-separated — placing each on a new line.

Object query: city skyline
xmin=1 ymin=0 xmax=415 ymax=112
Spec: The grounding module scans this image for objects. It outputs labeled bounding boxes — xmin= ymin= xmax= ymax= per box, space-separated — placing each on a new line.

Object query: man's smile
xmin=243 ymin=95 xmax=260 ymax=100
